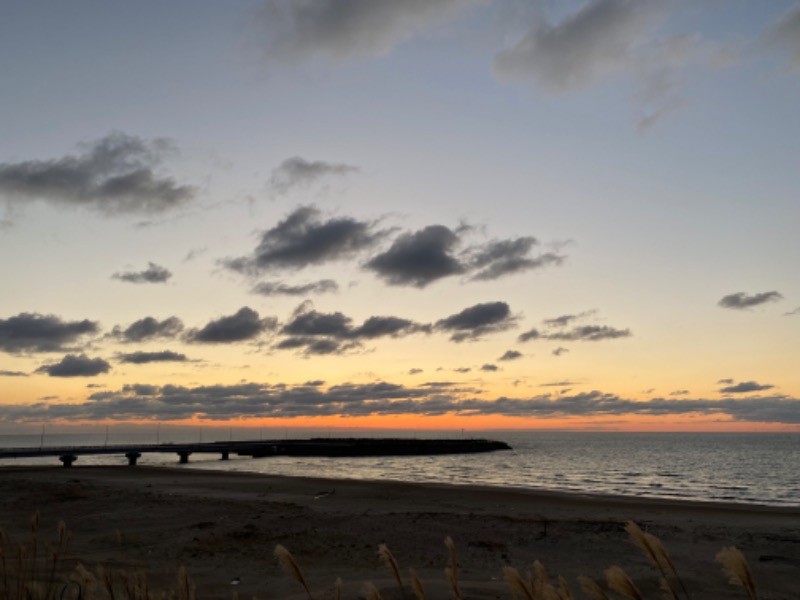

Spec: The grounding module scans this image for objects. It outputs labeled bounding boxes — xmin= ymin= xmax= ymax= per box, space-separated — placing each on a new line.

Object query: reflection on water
xmin=1 ymin=431 xmax=798 ymax=507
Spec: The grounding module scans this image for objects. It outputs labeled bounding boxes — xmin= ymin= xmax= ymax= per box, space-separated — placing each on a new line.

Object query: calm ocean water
xmin=1 ymin=430 xmax=798 ymax=507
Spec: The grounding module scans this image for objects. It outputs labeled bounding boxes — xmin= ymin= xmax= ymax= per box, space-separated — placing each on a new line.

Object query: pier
xmin=0 ymin=438 xmax=511 ymax=467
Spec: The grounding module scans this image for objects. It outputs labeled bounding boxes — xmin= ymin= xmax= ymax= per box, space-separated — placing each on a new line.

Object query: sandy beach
xmin=1 ymin=466 xmax=798 ymax=599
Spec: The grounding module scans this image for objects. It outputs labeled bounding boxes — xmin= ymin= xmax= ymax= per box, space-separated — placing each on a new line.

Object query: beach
xmin=1 ymin=466 xmax=798 ymax=599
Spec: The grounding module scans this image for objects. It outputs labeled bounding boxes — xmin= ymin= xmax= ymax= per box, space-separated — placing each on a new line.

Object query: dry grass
xmin=0 ymin=514 xmax=764 ymax=600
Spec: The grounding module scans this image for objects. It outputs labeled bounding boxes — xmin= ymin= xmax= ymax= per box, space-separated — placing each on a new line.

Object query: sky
xmin=1 ymin=0 xmax=799 ymax=433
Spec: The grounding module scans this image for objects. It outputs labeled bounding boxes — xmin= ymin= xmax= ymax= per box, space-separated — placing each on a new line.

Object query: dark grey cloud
xmin=366 ymin=226 xmax=564 ymax=288
xmin=718 ymin=291 xmax=783 ymax=310
xmin=717 ymin=378 xmax=734 ymax=384
xmin=0 ymin=312 xmax=99 ymax=353
xmin=435 ymin=301 xmax=517 ymax=342
xmin=539 ymin=380 xmax=578 ymax=387
xmin=250 ymin=0 xmax=474 ymax=64
xmin=765 ymin=4 xmax=800 ymax=71
xmin=188 ymin=307 xmax=277 ymax=343
xmin=517 ymin=328 xmax=540 ymax=342
xmin=498 ymin=350 xmax=523 ymax=361
xmin=111 ymin=316 xmax=184 ymax=343
xmin=0 ymin=132 xmax=196 ymax=215
xmin=282 ymin=309 xmax=352 ymax=338
xmin=224 ymin=206 xmax=387 ymax=274
xmin=4 ymin=382 xmax=800 ymax=425
xmin=719 ymin=380 xmax=774 ymax=394
xmin=481 ymin=363 xmax=499 ymax=372
xmin=117 ymin=351 xmax=188 ymax=364
xmin=0 ymin=370 xmax=28 ymax=377
xmin=669 ymin=389 xmax=689 ymax=396
xmin=544 ymin=325 xmax=631 ymax=342
xmin=276 ymin=303 xmax=429 ymax=355
xmin=251 ymin=279 xmax=339 ymax=297
xmin=409 ymin=368 xmax=423 ymax=375
xmin=268 ymin=156 xmax=359 ymax=196
xmin=468 ymin=237 xmax=564 ymax=281
xmin=552 ymin=347 xmax=569 ymax=356
xmin=36 ymin=354 xmax=111 ymax=377
xmin=365 ymin=225 xmax=464 ymax=287
xmin=112 ymin=262 xmax=172 ymax=284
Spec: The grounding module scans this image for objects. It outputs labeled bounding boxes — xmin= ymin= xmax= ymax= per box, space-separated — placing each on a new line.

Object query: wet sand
xmin=1 ymin=466 xmax=798 ymax=599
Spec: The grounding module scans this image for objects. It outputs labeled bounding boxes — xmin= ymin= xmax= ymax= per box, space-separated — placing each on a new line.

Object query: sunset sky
xmin=1 ymin=1 xmax=799 ymax=433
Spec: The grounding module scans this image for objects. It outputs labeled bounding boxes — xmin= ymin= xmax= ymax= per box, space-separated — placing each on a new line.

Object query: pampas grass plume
xmin=716 ymin=546 xmax=757 ymax=600
xmin=605 ymin=566 xmax=643 ymax=600
xmin=274 ymin=544 xmax=313 ymax=600
xmin=409 ymin=568 xmax=426 ymax=600
xmin=445 ymin=536 xmax=461 ymax=600
xmin=378 ymin=543 xmax=405 ymax=595
xmin=363 ymin=581 xmax=383 ymax=600
xmin=577 ymin=576 xmax=610 ymax=600
xmin=503 ymin=566 xmax=534 ymax=600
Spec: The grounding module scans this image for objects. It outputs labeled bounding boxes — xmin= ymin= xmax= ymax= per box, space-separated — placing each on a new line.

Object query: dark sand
xmin=1 ymin=466 xmax=798 ymax=599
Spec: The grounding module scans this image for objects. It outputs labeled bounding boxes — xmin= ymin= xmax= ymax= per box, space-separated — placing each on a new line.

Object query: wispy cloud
xmin=109 ymin=316 xmax=184 ymax=343
xmin=249 ymin=0 xmax=476 ymax=64
xmin=251 ymin=279 xmax=339 ymax=297
xmin=268 ymin=156 xmax=359 ymax=197
xmin=764 ymin=3 xmax=800 ymax=72
xmin=112 ymin=262 xmax=172 ymax=284
xmin=718 ymin=291 xmax=783 ymax=310
xmin=719 ymin=380 xmax=774 ymax=394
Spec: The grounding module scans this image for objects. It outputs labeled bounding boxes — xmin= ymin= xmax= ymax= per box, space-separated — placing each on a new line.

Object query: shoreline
xmin=1 ymin=466 xmax=798 ymax=599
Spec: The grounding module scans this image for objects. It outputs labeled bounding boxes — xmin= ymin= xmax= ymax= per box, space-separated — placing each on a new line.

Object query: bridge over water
xmin=0 ymin=438 xmax=511 ymax=467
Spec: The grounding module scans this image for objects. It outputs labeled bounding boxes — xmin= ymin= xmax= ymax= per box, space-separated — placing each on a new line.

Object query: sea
xmin=1 ymin=430 xmax=798 ymax=508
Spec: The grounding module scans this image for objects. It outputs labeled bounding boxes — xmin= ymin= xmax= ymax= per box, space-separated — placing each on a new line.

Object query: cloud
xmin=365 ymin=225 xmax=464 ymax=287
xmin=498 ymin=350 xmax=522 ymax=361
xmin=188 ymin=307 xmax=278 ymax=343
xmin=544 ymin=325 xmax=631 ymax=342
xmin=718 ymin=291 xmax=783 ymax=310
xmin=117 ymin=351 xmax=189 ymax=364
xmin=251 ymin=279 xmax=339 ymax=297
xmin=539 ymin=380 xmax=577 ymax=387
xmin=4 ymin=382 xmax=800 ymax=425
xmin=0 ymin=132 xmax=196 ymax=215
xmin=112 ymin=262 xmax=172 ymax=284
xmin=435 ymin=301 xmax=517 ymax=342
xmin=765 ymin=4 xmax=800 ymax=71
xmin=36 ymin=354 xmax=111 ymax=377
xmin=543 ymin=310 xmax=596 ymax=328
xmin=492 ymin=1 xmax=699 ymax=130
xmin=110 ymin=316 xmax=184 ymax=343
xmin=517 ymin=328 xmax=540 ymax=342
xmin=365 ymin=226 xmax=564 ymax=288
xmin=0 ymin=370 xmax=28 ymax=377
xmin=552 ymin=347 xmax=569 ymax=356
xmin=275 ymin=302 xmax=429 ymax=355
xmin=785 ymin=307 xmax=800 ymax=317
xmin=669 ymin=389 xmax=689 ymax=396
xmin=268 ymin=156 xmax=359 ymax=196
xmin=409 ymin=368 xmax=423 ymax=375
xmin=250 ymin=0 xmax=475 ymax=64
xmin=0 ymin=313 xmax=99 ymax=353
xmin=719 ymin=380 xmax=774 ymax=394
xmin=717 ymin=378 xmax=734 ymax=384
xmin=494 ymin=0 xmax=657 ymax=92
xmin=224 ymin=206 xmax=387 ymax=274
xmin=480 ymin=363 xmax=499 ymax=372
xmin=467 ymin=237 xmax=564 ymax=281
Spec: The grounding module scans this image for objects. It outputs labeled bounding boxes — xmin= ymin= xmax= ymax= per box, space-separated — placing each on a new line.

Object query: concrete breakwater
xmin=0 ymin=437 xmax=512 ymax=467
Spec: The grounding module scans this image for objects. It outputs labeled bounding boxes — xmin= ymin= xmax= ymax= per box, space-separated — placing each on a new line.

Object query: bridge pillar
xmin=59 ymin=455 xmax=77 ymax=468
xmin=177 ymin=451 xmax=192 ymax=464
xmin=220 ymin=450 xmax=229 ymax=460
xmin=125 ymin=452 xmax=142 ymax=466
